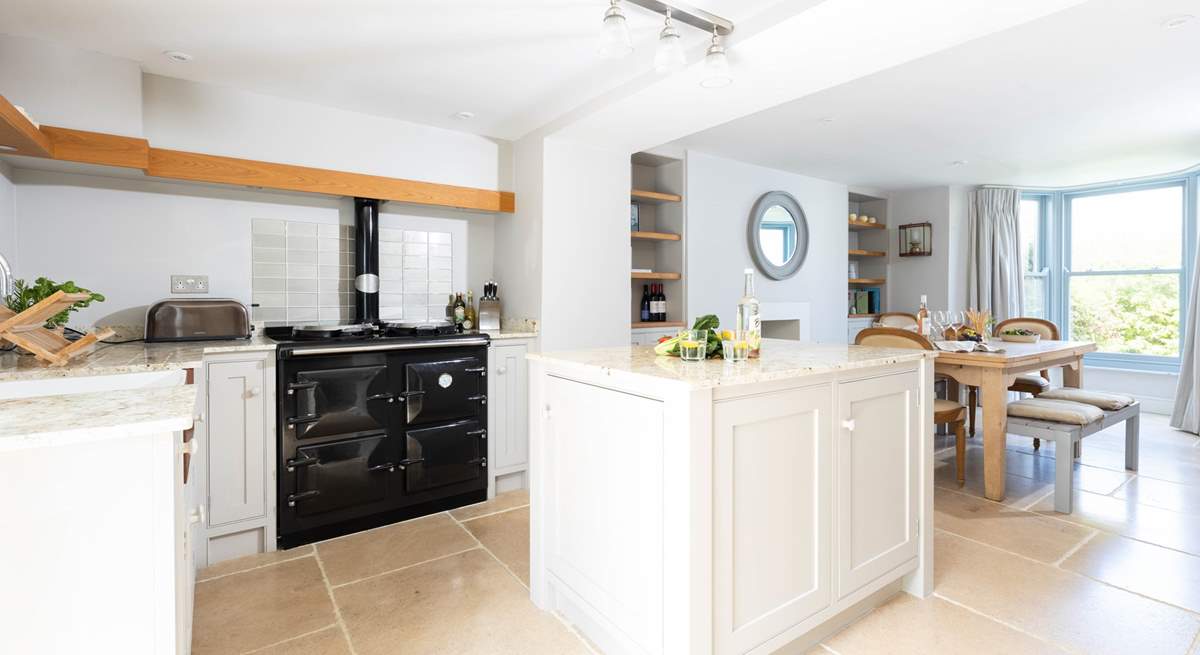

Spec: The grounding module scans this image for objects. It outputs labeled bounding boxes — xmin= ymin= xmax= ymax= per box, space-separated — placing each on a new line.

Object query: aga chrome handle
xmin=842 ymin=418 xmax=856 ymax=431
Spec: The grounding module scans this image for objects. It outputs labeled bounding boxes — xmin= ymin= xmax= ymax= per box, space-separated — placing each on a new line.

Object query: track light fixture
xmin=599 ymin=0 xmax=633 ymax=59
xmin=654 ymin=10 xmax=686 ymax=73
xmin=600 ymin=1 xmax=734 ymax=83
xmin=700 ymin=27 xmax=732 ymax=89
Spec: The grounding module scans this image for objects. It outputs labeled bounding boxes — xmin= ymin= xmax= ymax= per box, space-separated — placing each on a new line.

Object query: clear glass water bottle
xmin=736 ymin=268 xmax=761 ymax=358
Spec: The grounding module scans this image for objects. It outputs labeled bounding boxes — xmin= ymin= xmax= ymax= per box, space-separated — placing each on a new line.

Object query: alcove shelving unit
xmin=847 ymin=191 xmax=889 ymax=322
xmin=630 ymin=152 xmax=686 ymax=333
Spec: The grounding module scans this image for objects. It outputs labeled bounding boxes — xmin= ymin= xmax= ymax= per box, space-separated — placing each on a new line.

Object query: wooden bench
xmin=1005 ymin=399 xmax=1140 ymax=513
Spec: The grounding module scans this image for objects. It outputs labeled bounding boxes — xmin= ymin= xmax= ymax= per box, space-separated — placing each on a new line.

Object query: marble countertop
xmin=482 ymin=330 xmax=538 ymax=341
xmin=0 ymin=385 xmax=197 ymax=452
xmin=529 ymin=339 xmax=933 ymax=389
xmin=0 ymin=335 xmax=277 ymax=382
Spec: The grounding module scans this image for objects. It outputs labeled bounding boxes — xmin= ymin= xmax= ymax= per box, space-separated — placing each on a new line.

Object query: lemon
xmin=681 ymin=340 xmax=700 ymax=348
xmin=721 ymin=330 xmax=734 ymax=341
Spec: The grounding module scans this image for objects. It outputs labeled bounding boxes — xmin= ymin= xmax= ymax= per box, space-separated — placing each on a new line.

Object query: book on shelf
xmin=847 ymin=287 xmax=882 ymax=315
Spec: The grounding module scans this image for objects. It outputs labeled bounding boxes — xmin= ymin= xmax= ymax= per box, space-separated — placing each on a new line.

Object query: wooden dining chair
xmin=875 ymin=312 xmax=920 ymax=330
xmin=855 ymin=327 xmax=967 ymax=484
xmin=965 ymin=317 xmax=1060 ymax=448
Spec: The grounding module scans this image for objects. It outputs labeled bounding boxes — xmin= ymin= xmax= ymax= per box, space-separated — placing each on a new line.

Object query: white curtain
xmin=967 ymin=187 xmax=1024 ymax=321
xmin=1172 ymin=259 xmax=1200 ymax=433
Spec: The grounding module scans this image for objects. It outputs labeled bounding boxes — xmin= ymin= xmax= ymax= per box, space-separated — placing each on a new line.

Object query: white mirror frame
xmin=748 ymin=190 xmax=809 ymax=280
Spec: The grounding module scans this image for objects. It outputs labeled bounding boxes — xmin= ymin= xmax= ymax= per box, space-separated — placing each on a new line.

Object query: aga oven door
xmin=285 ymin=434 xmax=398 ymax=522
xmin=400 ymin=357 xmax=486 ymax=426
xmin=401 ymin=419 xmax=487 ymax=496
xmin=287 ymin=364 xmax=393 ymax=440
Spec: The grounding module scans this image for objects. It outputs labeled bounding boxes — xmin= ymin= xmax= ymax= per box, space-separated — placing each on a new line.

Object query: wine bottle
xmin=640 ymin=285 xmax=651 ymax=322
xmin=658 ymin=283 xmax=668 ymax=322
xmin=464 ymin=290 xmax=476 ymax=331
xmin=445 ymin=293 xmax=455 ymax=322
xmin=653 ymin=284 xmax=663 ymax=321
xmin=917 ymin=294 xmax=931 ymax=337
xmin=453 ymin=293 xmax=466 ymax=332
xmin=736 ymin=269 xmax=761 ymax=357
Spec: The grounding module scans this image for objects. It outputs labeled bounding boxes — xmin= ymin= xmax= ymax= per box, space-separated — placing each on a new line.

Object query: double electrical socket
xmin=171 ymin=275 xmax=209 ymax=294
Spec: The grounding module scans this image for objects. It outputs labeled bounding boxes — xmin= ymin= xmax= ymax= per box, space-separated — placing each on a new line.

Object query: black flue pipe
xmin=353 ymin=198 xmax=381 ymax=325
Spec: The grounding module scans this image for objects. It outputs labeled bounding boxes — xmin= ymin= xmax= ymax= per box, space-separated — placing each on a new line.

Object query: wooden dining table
xmin=934 ymin=339 xmax=1097 ymax=501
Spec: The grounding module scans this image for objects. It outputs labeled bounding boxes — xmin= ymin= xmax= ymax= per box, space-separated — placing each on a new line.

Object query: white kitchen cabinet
xmin=713 ymin=384 xmax=832 ymax=654
xmin=836 ymin=371 xmax=920 ymax=598
xmin=846 ymin=316 xmax=875 ymax=344
xmin=193 ymin=352 xmax=276 ymax=568
xmin=488 ymin=339 xmax=533 ymax=495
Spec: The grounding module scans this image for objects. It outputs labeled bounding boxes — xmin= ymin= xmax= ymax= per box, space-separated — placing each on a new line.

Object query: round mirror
xmin=748 ymin=191 xmax=809 ymax=280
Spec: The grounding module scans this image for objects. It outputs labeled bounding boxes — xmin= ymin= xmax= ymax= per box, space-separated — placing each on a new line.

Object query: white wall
xmin=0 ymin=161 xmax=14 ymax=264
xmin=539 ymin=138 xmax=631 ymax=352
xmin=11 ymin=170 xmax=490 ymax=329
xmin=0 ymin=34 xmax=143 ymax=136
xmin=492 ymin=136 xmax=544 ymax=326
xmin=685 ymin=151 xmax=848 ymax=344
xmin=888 ymin=187 xmax=951 ymax=313
xmin=142 ymin=75 xmax=504 ymax=191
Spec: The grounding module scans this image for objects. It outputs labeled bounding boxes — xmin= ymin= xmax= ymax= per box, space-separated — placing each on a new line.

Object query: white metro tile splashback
xmin=379 ymin=228 xmax=453 ymax=322
xmin=251 ymin=218 xmax=454 ymax=325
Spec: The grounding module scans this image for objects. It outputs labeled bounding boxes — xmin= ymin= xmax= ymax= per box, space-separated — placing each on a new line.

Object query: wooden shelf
xmin=848 ymin=313 xmax=879 ymax=319
xmin=631 ymin=230 xmax=681 ymax=242
xmin=849 ymin=249 xmax=886 ymax=258
xmin=849 ymin=278 xmax=886 ymax=285
xmin=632 ymin=321 xmax=685 ymax=329
xmin=0 ymin=94 xmax=51 ymax=157
xmin=632 ymin=271 xmax=681 ymax=280
xmin=631 ymin=189 xmax=682 ymax=204
xmin=848 ymin=220 xmax=886 ymax=231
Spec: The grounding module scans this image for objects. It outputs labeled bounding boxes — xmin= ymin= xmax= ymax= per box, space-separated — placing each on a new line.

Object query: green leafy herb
xmin=5 ymin=277 xmax=105 ymax=329
xmin=653 ymin=314 xmax=724 ymax=358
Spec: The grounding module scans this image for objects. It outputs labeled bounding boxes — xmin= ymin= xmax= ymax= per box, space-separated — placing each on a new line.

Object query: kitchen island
xmin=528 ymin=339 xmax=936 ymax=655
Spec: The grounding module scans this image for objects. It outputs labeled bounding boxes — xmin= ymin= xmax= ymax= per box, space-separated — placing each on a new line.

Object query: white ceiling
xmin=0 ymin=0 xmax=777 ymax=140
xmin=670 ymin=0 xmax=1200 ymax=189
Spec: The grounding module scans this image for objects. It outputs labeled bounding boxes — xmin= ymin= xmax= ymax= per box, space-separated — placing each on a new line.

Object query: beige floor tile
xmin=935 ymin=454 xmax=1052 ymax=508
xmin=1114 ymin=475 xmax=1200 ymax=515
xmin=934 ymin=531 xmax=1200 ymax=655
xmin=252 ymin=626 xmax=351 ymax=655
xmin=192 ymin=557 xmax=336 ymax=655
xmin=450 ymin=489 xmax=530 ymax=521
xmin=463 ymin=505 xmax=530 ymax=585
xmin=316 ymin=513 xmax=478 ymax=586
xmin=826 ymin=593 xmax=1064 ymax=654
xmin=334 ymin=549 xmax=589 ymax=655
xmin=933 ymin=488 xmax=1092 ymax=563
xmin=1030 ymin=487 xmax=1200 ymax=556
xmin=197 ymin=544 xmax=314 ymax=582
xmin=1061 ymin=532 xmax=1200 ymax=614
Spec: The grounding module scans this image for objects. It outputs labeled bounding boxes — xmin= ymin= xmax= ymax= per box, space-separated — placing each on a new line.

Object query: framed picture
xmin=899 ymin=222 xmax=932 ymax=257
xmin=630 ymin=202 xmax=640 ymax=231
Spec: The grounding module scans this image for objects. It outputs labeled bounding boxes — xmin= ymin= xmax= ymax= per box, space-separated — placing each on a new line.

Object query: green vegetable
xmin=5 ymin=277 xmax=105 ymax=329
xmin=653 ymin=314 xmax=724 ymax=358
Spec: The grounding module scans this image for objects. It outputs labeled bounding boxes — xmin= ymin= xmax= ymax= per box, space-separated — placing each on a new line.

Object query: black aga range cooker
xmin=268 ymin=198 xmax=489 ymax=548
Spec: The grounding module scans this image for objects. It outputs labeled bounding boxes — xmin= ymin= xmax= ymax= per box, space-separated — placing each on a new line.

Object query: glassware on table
xmin=948 ymin=310 xmax=965 ymax=339
xmin=932 ymin=310 xmax=947 ymax=337
xmin=721 ymin=330 xmax=751 ymax=362
xmin=679 ymin=329 xmax=709 ymax=362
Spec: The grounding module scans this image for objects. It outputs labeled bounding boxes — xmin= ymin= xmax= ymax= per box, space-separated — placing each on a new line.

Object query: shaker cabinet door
xmin=713 ymin=384 xmax=833 ymax=655
xmin=835 ymin=371 xmax=920 ymax=598
xmin=489 ymin=343 xmax=529 ymax=472
xmin=206 ymin=360 xmax=268 ymax=526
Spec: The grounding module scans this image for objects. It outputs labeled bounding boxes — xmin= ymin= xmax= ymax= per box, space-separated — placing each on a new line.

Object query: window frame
xmin=1019 ymin=193 xmax=1051 ymax=319
xmin=1028 ymin=175 xmax=1197 ymax=373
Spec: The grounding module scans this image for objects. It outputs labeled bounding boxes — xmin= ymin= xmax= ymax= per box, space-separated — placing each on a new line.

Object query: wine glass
xmin=932 ymin=310 xmax=948 ymax=339
xmin=948 ymin=311 xmax=965 ymax=340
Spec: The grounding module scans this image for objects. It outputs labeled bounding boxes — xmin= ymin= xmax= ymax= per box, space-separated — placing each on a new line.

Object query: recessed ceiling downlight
xmin=454 ymin=111 xmax=476 ymax=120
xmin=951 ymin=160 xmax=969 ymax=167
xmin=1162 ymin=14 xmax=1194 ymax=29
xmin=163 ymin=50 xmax=194 ymax=63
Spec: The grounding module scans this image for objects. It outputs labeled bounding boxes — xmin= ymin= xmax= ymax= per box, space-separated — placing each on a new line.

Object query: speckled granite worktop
xmin=0 ymin=336 xmax=277 ymax=382
xmin=0 ymin=385 xmax=197 ymax=452
xmin=528 ymin=339 xmax=933 ymax=389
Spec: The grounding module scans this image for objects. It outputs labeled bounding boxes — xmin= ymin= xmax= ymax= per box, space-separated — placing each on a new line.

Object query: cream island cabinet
xmin=528 ymin=340 xmax=936 ymax=655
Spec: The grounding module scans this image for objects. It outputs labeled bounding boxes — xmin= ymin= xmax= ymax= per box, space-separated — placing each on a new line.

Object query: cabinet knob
xmin=189 ymin=505 xmax=206 ymax=525
xmin=248 ymin=386 xmax=262 ymax=397
xmin=497 ymin=366 xmax=507 ymax=375
xmin=842 ymin=418 xmax=856 ymax=431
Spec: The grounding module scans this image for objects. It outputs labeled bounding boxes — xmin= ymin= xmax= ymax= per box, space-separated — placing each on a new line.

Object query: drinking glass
xmin=679 ymin=329 xmax=709 ymax=362
xmin=948 ymin=311 xmax=965 ymax=339
xmin=722 ymin=330 xmax=751 ymax=362
xmin=933 ymin=310 xmax=948 ymax=339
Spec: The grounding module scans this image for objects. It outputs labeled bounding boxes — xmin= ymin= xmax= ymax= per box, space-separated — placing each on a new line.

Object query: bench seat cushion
xmin=1008 ymin=398 xmax=1103 ymax=425
xmin=1037 ymin=388 xmax=1135 ymax=410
